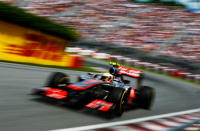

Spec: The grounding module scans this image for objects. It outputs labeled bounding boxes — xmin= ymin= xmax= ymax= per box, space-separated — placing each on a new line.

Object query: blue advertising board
xmin=133 ymin=0 xmax=200 ymax=12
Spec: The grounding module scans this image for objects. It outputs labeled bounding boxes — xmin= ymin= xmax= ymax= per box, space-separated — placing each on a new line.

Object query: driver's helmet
xmin=109 ymin=66 xmax=119 ymax=76
xmin=101 ymin=73 xmax=113 ymax=83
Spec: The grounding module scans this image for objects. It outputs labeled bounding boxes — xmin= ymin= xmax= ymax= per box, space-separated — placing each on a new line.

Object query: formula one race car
xmin=32 ymin=62 xmax=155 ymax=116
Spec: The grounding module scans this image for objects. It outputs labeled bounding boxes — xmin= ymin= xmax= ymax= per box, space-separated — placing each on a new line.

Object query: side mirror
xmin=123 ymin=80 xmax=130 ymax=84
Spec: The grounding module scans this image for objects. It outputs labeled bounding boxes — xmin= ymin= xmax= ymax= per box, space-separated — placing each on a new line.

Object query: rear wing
xmin=109 ymin=62 xmax=143 ymax=87
xmin=118 ymin=66 xmax=142 ymax=78
xmin=118 ymin=66 xmax=143 ymax=88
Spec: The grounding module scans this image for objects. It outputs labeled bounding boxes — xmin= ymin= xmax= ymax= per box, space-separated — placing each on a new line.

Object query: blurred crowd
xmin=1 ymin=0 xmax=200 ymax=63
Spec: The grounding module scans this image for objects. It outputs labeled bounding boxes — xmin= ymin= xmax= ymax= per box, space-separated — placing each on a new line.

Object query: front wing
xmin=32 ymin=87 xmax=116 ymax=112
xmin=32 ymin=87 xmax=137 ymax=113
xmin=85 ymin=99 xmax=114 ymax=112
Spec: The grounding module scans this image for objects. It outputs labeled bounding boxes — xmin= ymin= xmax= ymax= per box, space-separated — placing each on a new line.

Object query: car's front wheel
xmin=108 ymin=87 xmax=127 ymax=116
xmin=46 ymin=72 xmax=70 ymax=88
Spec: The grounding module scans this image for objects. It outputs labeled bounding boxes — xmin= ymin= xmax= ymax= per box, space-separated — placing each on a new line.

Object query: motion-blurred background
xmin=0 ymin=1 xmax=200 ymax=131
xmin=0 ymin=0 xmax=200 ymax=81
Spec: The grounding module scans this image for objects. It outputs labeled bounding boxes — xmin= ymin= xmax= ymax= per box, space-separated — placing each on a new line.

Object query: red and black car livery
xmin=32 ymin=64 xmax=155 ymax=116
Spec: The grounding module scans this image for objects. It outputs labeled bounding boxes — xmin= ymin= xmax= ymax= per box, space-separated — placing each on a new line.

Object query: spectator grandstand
xmin=0 ymin=0 xmax=200 ymax=63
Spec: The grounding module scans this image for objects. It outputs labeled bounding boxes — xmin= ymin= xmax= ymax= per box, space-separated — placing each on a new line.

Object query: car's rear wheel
xmin=136 ymin=86 xmax=155 ymax=109
xmin=46 ymin=72 xmax=70 ymax=88
xmin=108 ymin=88 xmax=127 ymax=116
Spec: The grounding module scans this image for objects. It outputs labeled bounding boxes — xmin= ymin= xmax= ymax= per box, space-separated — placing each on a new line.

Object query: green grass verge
xmin=131 ymin=66 xmax=200 ymax=87
xmin=0 ymin=60 xmax=100 ymax=73
xmin=85 ymin=56 xmax=200 ymax=86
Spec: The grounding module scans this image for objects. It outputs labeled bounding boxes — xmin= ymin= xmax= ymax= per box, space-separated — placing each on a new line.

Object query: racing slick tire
xmin=108 ymin=88 xmax=127 ymax=116
xmin=136 ymin=86 xmax=155 ymax=109
xmin=46 ymin=72 xmax=70 ymax=88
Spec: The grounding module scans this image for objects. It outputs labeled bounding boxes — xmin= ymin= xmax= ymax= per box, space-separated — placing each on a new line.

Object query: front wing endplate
xmin=85 ymin=99 xmax=114 ymax=111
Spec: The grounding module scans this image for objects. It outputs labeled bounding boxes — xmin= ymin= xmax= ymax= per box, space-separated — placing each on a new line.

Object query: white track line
xmin=51 ymin=108 xmax=200 ymax=131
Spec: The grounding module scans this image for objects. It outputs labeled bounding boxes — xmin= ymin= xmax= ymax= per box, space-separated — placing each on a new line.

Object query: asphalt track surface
xmin=0 ymin=62 xmax=200 ymax=131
